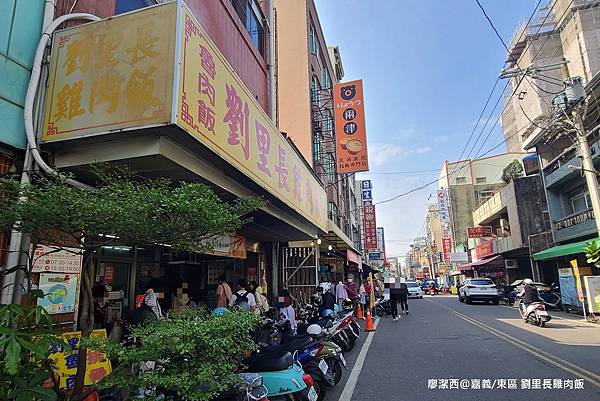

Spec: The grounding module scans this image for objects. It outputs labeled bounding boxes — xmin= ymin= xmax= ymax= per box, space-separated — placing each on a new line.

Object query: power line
xmin=475 ymin=0 xmax=510 ymax=52
xmin=447 ymin=0 xmax=545 ymax=185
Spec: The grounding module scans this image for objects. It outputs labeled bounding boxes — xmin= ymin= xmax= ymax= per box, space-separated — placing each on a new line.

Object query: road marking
xmin=429 ymin=300 xmax=600 ymax=388
xmin=499 ymin=304 xmax=600 ymax=328
xmin=338 ymin=317 xmax=380 ymax=401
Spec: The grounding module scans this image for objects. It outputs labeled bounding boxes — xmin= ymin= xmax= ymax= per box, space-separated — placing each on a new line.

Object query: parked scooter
xmin=244 ymin=351 xmax=318 ymax=401
xmin=539 ymin=282 xmax=563 ymax=310
xmin=518 ymin=299 xmax=552 ymax=327
xmin=374 ymin=297 xmax=392 ymax=317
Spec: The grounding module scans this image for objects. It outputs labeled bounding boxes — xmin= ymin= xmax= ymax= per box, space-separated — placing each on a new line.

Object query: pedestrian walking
xmin=399 ymin=281 xmax=409 ymax=315
xmin=390 ymin=288 xmax=400 ymax=321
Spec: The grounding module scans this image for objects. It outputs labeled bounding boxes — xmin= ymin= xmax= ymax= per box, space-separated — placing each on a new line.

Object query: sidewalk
xmin=501 ymin=303 xmax=600 ymax=327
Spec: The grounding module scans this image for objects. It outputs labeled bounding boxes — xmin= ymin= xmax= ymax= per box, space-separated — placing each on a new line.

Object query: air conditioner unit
xmin=505 ymin=259 xmax=518 ymax=269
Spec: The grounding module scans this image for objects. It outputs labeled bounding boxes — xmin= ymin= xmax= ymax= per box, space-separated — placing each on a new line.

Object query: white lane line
xmin=338 ymin=318 xmax=380 ymax=401
xmin=499 ymin=304 xmax=599 ymax=328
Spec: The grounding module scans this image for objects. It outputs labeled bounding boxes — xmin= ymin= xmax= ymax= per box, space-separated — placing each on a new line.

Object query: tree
xmin=501 ymin=159 xmax=524 ymax=184
xmin=0 ymin=169 xmax=263 ymax=397
xmin=86 ymin=308 xmax=260 ymax=401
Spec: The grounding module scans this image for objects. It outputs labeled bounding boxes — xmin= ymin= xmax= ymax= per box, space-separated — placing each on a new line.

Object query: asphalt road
xmin=327 ymin=295 xmax=600 ymax=401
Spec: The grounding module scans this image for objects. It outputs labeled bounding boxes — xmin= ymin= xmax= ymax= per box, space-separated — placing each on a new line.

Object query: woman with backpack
xmin=229 ymin=279 xmax=257 ymax=312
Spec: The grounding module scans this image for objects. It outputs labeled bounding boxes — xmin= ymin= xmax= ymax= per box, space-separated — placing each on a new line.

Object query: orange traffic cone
xmin=356 ymin=303 xmax=364 ymax=320
xmin=365 ymin=307 xmax=376 ymax=332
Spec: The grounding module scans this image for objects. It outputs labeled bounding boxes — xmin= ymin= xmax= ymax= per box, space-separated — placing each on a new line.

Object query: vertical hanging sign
xmin=437 ymin=189 xmax=450 ymax=225
xmin=334 ymin=80 xmax=369 ymax=173
xmin=363 ymin=204 xmax=378 ymax=250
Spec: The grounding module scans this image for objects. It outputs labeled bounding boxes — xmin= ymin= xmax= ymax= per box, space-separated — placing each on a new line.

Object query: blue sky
xmin=315 ymin=0 xmax=537 ymax=259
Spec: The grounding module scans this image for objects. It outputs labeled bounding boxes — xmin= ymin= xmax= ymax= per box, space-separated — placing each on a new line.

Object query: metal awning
xmin=532 ymin=238 xmax=600 ymax=261
xmin=322 ymin=219 xmax=355 ymax=250
xmin=471 ymin=255 xmax=503 ymax=266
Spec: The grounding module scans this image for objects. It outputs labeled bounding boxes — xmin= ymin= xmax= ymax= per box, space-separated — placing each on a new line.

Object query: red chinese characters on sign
xmin=197 ymin=46 xmax=216 ymax=134
xmin=363 ymin=204 xmax=378 ymax=250
xmin=467 ymin=226 xmax=493 ymax=238
xmin=224 ymin=84 xmax=250 ymax=160
xmin=475 ymin=240 xmax=495 ymax=259
xmin=293 ymin=165 xmax=303 ymax=201
xmin=275 ymin=145 xmax=289 ymax=190
xmin=442 ymin=234 xmax=452 ymax=262
xmin=255 ymin=121 xmax=271 ymax=177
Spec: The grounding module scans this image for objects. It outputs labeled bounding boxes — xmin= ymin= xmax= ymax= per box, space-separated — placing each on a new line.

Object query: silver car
xmin=406 ymin=281 xmax=424 ymax=299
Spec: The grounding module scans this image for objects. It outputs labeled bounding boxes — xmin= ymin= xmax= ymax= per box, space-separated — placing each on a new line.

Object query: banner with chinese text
xmin=42 ymin=3 xmax=177 ymax=141
xmin=177 ymin=5 xmax=327 ymax=231
xmin=334 ymin=80 xmax=369 ymax=173
xmin=49 ymin=329 xmax=112 ymax=389
xmin=363 ymin=204 xmax=377 ymax=250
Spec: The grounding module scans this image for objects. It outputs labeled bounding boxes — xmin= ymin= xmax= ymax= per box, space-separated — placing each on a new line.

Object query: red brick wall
xmin=185 ymin=0 xmax=269 ymax=112
xmin=55 ymin=0 xmax=116 ymax=20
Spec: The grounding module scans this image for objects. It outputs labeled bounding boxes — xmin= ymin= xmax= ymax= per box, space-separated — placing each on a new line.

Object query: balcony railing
xmin=554 ymin=208 xmax=595 ymax=231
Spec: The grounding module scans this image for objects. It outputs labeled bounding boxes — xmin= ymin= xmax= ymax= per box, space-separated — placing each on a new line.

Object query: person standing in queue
xmin=216 ymin=274 xmax=232 ymax=308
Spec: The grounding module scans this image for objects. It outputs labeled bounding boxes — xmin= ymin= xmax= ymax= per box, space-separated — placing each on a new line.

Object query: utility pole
xmin=572 ymin=104 xmax=600 ymax=236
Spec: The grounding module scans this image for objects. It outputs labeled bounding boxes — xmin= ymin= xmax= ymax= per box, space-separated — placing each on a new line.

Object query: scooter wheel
xmin=314 ymin=379 xmax=328 ymax=401
xmin=327 ymin=359 xmax=343 ymax=384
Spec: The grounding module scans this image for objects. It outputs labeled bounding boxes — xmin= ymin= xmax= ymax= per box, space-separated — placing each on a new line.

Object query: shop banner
xmin=32 ymin=245 xmax=83 ymax=273
xmin=49 ymin=329 xmax=112 ymax=389
xmin=583 ymin=275 xmax=600 ymax=313
xmin=363 ymin=204 xmax=378 ymax=250
xmin=467 ymin=226 xmax=493 ymax=238
xmin=571 ymin=259 xmax=584 ymax=301
xmin=437 ymin=190 xmax=450 ymax=225
xmin=347 ymin=249 xmax=360 ymax=264
xmin=450 ymin=251 xmax=468 ymax=263
xmin=442 ymin=232 xmax=452 ymax=262
xmin=558 ymin=267 xmax=579 ymax=307
xmin=475 ymin=239 xmax=495 ymax=259
xmin=334 ymin=80 xmax=369 ymax=173
xmin=42 ymin=3 xmax=176 ymax=141
xmin=37 ymin=273 xmax=79 ymax=315
xmin=41 ymin=2 xmax=328 ymax=233
xmin=376 ymin=227 xmax=385 ymax=255
xmin=177 ymin=5 xmax=327 ymax=231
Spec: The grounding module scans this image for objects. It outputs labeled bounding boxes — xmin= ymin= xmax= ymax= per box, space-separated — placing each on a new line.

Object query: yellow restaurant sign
xmin=42 ymin=2 xmax=327 ymax=232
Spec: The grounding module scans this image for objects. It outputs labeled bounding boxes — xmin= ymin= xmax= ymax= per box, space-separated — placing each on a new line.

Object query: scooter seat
xmin=262 ymin=336 xmax=312 ymax=354
xmin=244 ymin=351 xmax=293 ymax=372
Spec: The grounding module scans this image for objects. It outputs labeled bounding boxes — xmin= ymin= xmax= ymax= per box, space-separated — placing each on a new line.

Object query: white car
xmin=458 ymin=278 xmax=499 ymax=305
xmin=406 ymin=281 xmax=423 ymax=299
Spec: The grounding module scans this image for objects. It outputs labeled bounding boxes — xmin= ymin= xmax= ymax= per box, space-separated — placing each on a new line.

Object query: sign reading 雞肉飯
xmin=41 ymin=2 xmax=327 ymax=232
xmin=42 ymin=4 xmax=176 ymax=141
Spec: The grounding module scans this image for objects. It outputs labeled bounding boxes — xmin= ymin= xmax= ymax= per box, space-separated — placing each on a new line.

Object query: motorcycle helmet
xmin=319 ymin=282 xmax=333 ymax=293
xmin=212 ymin=307 xmax=229 ymax=316
xmin=523 ymin=278 xmax=533 ymax=285
xmin=306 ymin=324 xmax=323 ymax=336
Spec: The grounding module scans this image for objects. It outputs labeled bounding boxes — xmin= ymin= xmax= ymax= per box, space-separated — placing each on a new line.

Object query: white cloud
xmin=369 ymin=143 xmax=433 ymax=166
xmin=369 ymin=144 xmax=411 ymax=166
xmin=433 ymin=135 xmax=448 ymax=143
xmin=415 ymin=146 xmax=433 ymax=154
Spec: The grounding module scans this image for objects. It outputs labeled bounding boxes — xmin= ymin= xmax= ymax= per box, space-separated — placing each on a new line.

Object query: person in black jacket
xmin=518 ymin=278 xmax=539 ymax=320
xmin=398 ymin=282 xmax=409 ymax=315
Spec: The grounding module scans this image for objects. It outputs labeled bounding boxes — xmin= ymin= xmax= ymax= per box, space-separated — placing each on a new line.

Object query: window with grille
xmin=456 ymin=177 xmax=467 ymax=184
xmin=476 ymin=177 xmax=487 ymax=184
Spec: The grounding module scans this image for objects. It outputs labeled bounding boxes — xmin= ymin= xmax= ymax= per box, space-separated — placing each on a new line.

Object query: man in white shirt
xmin=229 ymin=279 xmax=256 ymax=312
